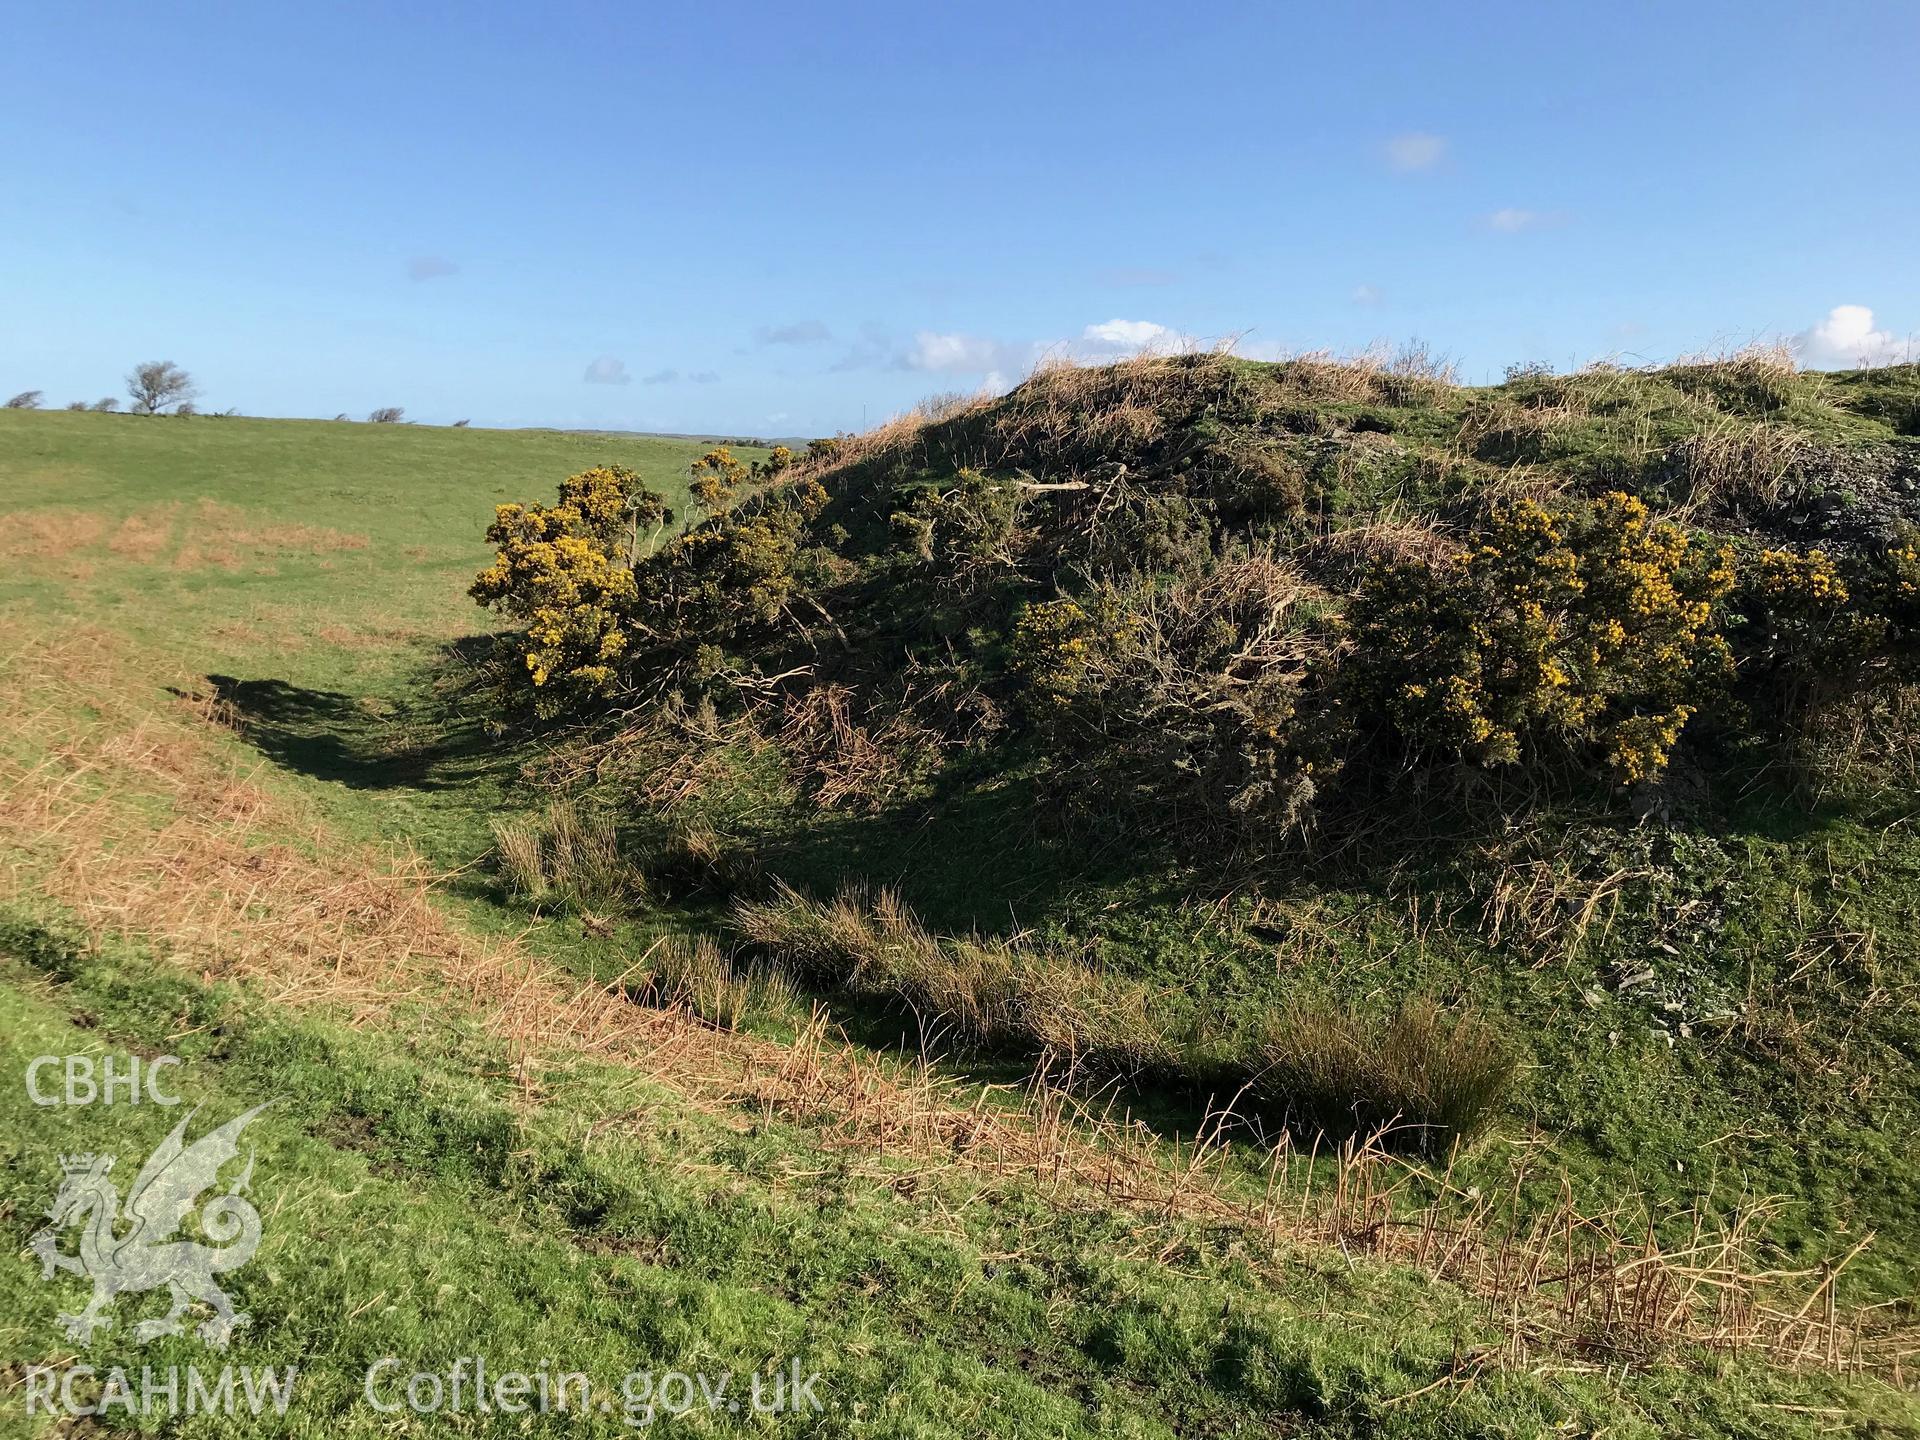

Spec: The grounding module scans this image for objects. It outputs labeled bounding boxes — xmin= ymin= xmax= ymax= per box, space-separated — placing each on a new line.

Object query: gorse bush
xmin=888 ymin=467 xmax=1026 ymax=612
xmin=689 ymin=446 xmax=747 ymax=516
xmin=470 ymin=465 xmax=667 ymax=714
xmin=1739 ymin=535 xmax=1920 ymax=710
xmin=473 ymin=451 xmax=836 ymax=716
xmin=1346 ymin=492 xmax=1735 ymax=784
xmin=472 ymin=356 xmax=1920 ymax=836
xmin=1011 ymin=556 xmax=1331 ymax=833
xmin=631 ymin=503 xmax=806 ymax=679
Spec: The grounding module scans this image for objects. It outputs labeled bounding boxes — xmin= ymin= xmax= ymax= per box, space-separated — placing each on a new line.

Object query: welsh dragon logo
xmin=29 ymin=1103 xmax=271 ymax=1348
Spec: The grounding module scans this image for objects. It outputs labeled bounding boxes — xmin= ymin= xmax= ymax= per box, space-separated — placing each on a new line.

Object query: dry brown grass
xmin=1 ymin=499 xmax=369 ymax=575
xmin=1669 ymin=341 xmax=1806 ymax=415
xmin=1307 ymin=514 xmax=1457 ymax=586
xmin=775 ymin=682 xmax=950 ymax=810
xmin=209 ymin=620 xmax=290 ymax=651
xmin=789 ymin=341 xmax=1464 ymax=497
xmin=1285 ymin=1130 xmax=1902 ymax=1372
xmin=800 ymin=351 xmax=1242 ymax=482
xmin=107 ymin=504 xmax=180 ymax=561
xmin=313 ymin=622 xmax=386 ymax=648
xmin=488 ymin=798 xmax=634 ymax=910
xmin=168 ymin=499 xmax=369 ymax=572
xmin=1477 ymin=851 xmax=1633 ymax=968
xmin=1456 ymin=396 xmax=1585 ymax=463
xmin=0 ymin=510 xmax=109 ymax=563
xmin=1785 ymin=684 xmax=1920 ymax=803
xmin=1666 ymin=419 xmax=1812 ymax=516
xmin=1268 ymin=341 xmax=1460 ymax=408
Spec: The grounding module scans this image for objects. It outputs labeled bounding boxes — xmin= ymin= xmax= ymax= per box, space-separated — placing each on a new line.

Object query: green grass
xmin=0 ymin=404 xmax=1915 ymax=1436
xmin=0 ymin=408 xmax=759 ymax=688
xmin=0 ymin=408 xmax=764 ymax=860
xmin=5 ymin=908 xmax=1910 ymax=1438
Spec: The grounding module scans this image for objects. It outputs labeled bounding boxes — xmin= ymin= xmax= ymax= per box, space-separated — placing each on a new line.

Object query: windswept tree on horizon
xmin=126 ymin=360 xmax=197 ymax=416
xmin=4 ymin=390 xmax=43 ymax=409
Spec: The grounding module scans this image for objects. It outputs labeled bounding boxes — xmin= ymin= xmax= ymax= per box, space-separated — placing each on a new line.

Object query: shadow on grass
xmin=198 ymin=637 xmax=511 ymax=795
xmin=737 ymin=763 xmax=1194 ymax=938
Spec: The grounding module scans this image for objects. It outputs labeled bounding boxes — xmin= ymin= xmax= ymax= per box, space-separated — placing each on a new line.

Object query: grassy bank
xmin=0 ymin=401 xmax=1914 ymax=1435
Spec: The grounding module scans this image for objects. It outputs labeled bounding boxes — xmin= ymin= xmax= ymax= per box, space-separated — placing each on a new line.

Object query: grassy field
xmin=1 ymin=403 xmax=1915 ymax=1437
xmin=0 ymin=410 xmax=736 ymax=677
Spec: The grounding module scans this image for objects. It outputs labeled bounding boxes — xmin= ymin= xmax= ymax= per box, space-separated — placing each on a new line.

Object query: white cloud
xmin=1352 ymin=284 xmax=1382 ymax=306
xmin=1066 ymin=319 xmax=1211 ymax=366
xmin=875 ymin=318 xmax=1207 ymax=383
xmin=583 ymin=356 xmax=630 ymax=385
xmin=1485 ymin=208 xmax=1561 ymax=233
xmin=902 ymin=331 xmax=1026 ymax=374
xmin=1794 ymin=305 xmax=1917 ymax=369
xmin=1385 ymin=132 xmax=1447 ymax=172
xmin=641 ymin=368 xmax=678 ymax=385
xmin=1082 ymin=318 xmax=1174 ymax=348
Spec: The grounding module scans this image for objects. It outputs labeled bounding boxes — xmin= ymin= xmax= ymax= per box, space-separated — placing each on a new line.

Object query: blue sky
xmin=4 ymin=1 xmax=1915 ymax=434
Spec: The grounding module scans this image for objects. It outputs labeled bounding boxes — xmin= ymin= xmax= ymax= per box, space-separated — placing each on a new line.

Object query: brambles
xmin=1347 ymin=492 xmax=1735 ymax=784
